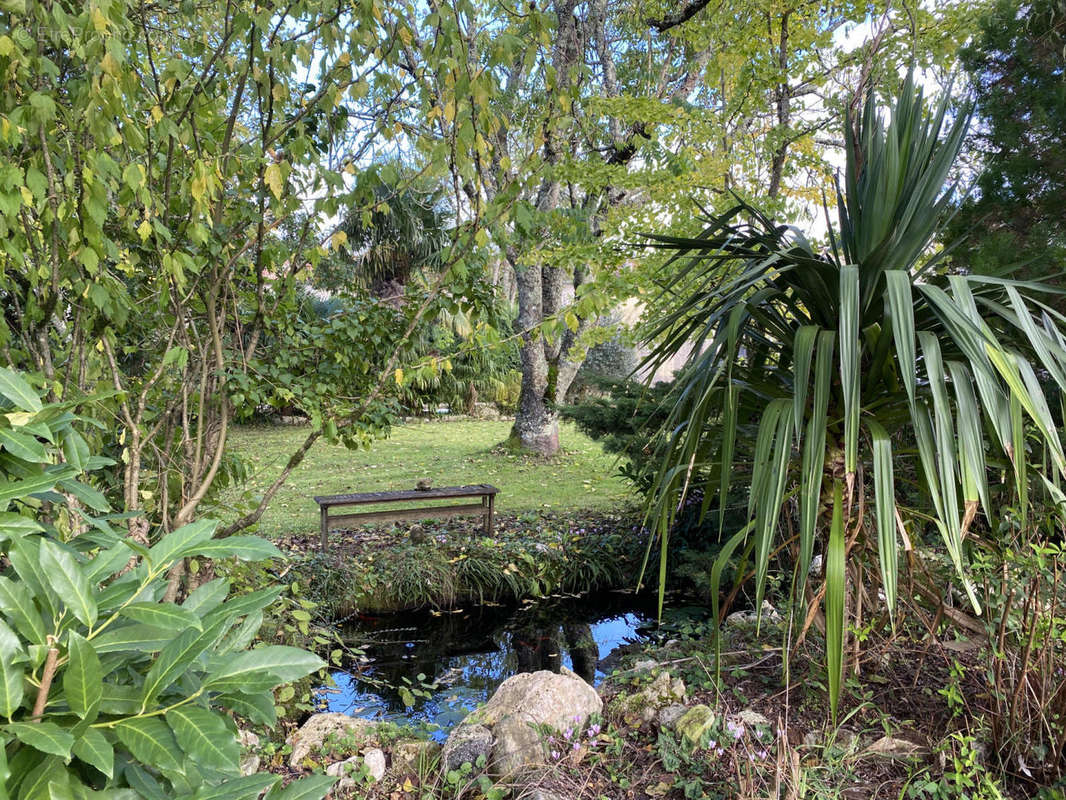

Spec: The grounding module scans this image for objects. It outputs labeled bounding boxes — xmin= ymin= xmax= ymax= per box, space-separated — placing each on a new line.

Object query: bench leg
xmin=320 ymin=507 xmax=329 ymax=550
xmin=484 ymin=494 xmax=495 ymax=536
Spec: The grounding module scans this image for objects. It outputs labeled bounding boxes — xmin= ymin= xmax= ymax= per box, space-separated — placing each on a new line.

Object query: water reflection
xmin=318 ymin=593 xmax=653 ymax=738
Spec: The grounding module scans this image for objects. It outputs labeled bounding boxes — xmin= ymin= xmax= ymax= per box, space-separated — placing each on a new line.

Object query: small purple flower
xmin=572 ymin=741 xmax=580 ymax=751
xmin=564 ymin=727 xmax=573 ymax=740
xmin=715 ymin=747 xmax=724 ymax=757
xmin=587 ymin=724 xmax=601 ymax=737
xmin=551 ymin=750 xmax=560 ymax=760
xmin=708 ymin=739 xmax=717 ymax=749
xmin=756 ymin=749 xmax=768 ymax=760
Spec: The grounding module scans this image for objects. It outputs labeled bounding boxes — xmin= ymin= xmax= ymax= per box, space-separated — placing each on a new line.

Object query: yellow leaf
xmin=264 ymin=162 xmax=284 ymax=201
xmin=331 ymin=230 xmax=348 ymax=250
xmin=150 ymin=105 xmax=163 ymax=123
xmin=137 ymin=219 xmax=152 ymax=241
xmin=0 ymin=36 xmax=13 ymax=57
xmin=100 ymin=52 xmax=119 ymax=77
xmin=564 ymin=311 xmax=579 ymax=332
xmin=92 ymin=7 xmax=108 ymax=31
xmin=442 ymin=102 xmax=455 ymax=123
xmin=190 ymin=175 xmax=206 ymax=204
xmin=394 ymin=367 xmax=403 ymax=385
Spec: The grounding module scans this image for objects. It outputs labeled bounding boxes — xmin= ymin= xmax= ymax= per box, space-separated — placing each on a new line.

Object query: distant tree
xmin=327 ymin=162 xmax=451 ymax=297
xmin=949 ymin=0 xmax=1066 ymax=277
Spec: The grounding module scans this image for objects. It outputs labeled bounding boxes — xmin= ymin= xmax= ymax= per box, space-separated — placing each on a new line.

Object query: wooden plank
xmin=327 ymin=502 xmax=489 ymax=528
xmin=314 ymin=484 xmax=499 ymax=507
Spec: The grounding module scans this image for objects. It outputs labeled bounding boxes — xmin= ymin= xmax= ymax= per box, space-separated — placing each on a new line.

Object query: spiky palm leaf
xmin=640 ymin=74 xmax=1066 ymax=720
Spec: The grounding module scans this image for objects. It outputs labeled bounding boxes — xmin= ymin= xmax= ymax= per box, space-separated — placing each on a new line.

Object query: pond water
xmin=316 ymin=592 xmax=667 ymax=740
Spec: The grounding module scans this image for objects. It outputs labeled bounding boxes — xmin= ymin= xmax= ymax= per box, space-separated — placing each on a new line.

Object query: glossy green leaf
xmin=0 ymin=575 xmax=46 ymax=645
xmin=166 ymin=707 xmax=239 ymax=771
xmin=114 ymin=717 xmax=183 ymax=774
xmin=0 ymin=367 xmax=42 ymax=413
xmin=120 ymin=603 xmax=203 ymax=632
xmin=72 ymin=728 xmax=114 ymax=778
xmin=39 ymin=540 xmax=97 ymax=627
xmin=63 ymin=632 xmax=102 ymax=719
xmin=5 ymin=723 xmax=74 ymax=758
xmin=205 ymin=647 xmax=325 ymax=693
xmin=0 ymin=619 xmax=25 ymax=717
xmin=183 ymin=537 xmax=281 ymax=561
xmin=265 ymin=775 xmax=336 ymax=800
xmin=146 ymin=519 xmax=217 ymax=569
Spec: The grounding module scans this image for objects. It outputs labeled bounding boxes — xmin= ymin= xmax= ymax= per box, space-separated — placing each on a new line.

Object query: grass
xmin=223 ymin=419 xmax=632 ymax=538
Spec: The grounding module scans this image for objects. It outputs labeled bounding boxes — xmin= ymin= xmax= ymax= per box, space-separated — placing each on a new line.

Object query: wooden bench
xmin=314 ymin=484 xmax=499 ymax=549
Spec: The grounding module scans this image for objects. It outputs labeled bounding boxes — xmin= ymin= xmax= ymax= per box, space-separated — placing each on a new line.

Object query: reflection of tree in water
xmin=509 ymin=622 xmax=598 ymax=683
xmin=338 ymin=595 xmax=642 ymax=714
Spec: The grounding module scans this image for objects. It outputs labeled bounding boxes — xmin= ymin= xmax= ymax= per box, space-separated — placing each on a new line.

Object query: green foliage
xmin=949 ymin=0 xmax=1066 ymax=281
xmin=0 ymin=377 xmax=332 ymax=800
xmin=641 ymin=73 xmax=1066 ymax=715
xmin=292 ymin=511 xmax=645 ymax=616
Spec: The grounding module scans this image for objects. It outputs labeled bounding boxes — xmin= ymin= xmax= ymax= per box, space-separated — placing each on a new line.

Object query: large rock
xmin=444 ymin=668 xmax=602 ymax=779
xmin=442 ymin=724 xmax=493 ymax=771
xmin=676 ymin=705 xmax=716 ymax=746
xmin=287 ymin=713 xmax=375 ymax=768
xmin=491 ymin=716 xmax=544 ymax=777
xmin=473 ymin=668 xmax=602 ymax=730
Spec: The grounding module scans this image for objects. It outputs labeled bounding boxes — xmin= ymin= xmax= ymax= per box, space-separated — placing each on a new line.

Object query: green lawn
xmin=224 ymin=419 xmax=633 ymax=537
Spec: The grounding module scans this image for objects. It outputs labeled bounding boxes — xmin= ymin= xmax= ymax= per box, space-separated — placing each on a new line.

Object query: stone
xmin=325 ymin=756 xmax=361 ymax=778
xmin=473 ymin=668 xmax=602 ymax=730
xmin=238 ymin=728 xmax=261 ymax=776
xmin=726 ymin=600 xmax=782 ymax=628
xmin=491 ymin=716 xmax=544 ymax=777
xmin=675 ymin=705 xmax=716 ymax=745
xmin=239 ymin=753 xmax=260 ymax=776
xmin=363 ymin=748 xmax=387 ymax=781
xmin=632 ymin=659 xmax=659 ymax=673
xmin=442 ymin=724 xmax=493 ymax=771
xmin=865 ymin=735 xmax=925 ymax=758
xmin=618 ymin=671 xmax=686 ymax=720
xmin=657 ymin=704 xmax=688 ymax=729
xmin=525 ymin=792 xmax=568 ymax=800
xmin=392 ymin=739 xmax=441 ymax=773
xmin=287 ymin=713 xmax=375 ymax=768
xmin=733 ymin=709 xmax=771 ymax=729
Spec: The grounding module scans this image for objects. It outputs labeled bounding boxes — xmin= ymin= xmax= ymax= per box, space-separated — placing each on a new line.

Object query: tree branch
xmin=646 ymin=0 xmax=713 ymax=32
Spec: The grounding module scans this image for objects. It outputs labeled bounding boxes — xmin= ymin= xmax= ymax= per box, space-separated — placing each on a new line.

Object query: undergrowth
xmin=283 ymin=511 xmax=648 ymax=617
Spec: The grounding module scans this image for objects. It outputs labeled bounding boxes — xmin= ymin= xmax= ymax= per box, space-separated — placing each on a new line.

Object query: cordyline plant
xmin=0 ymin=369 xmax=333 ymax=800
xmin=639 ymin=74 xmax=1066 ymax=719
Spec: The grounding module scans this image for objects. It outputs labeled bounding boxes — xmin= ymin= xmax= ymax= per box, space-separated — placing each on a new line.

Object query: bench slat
xmin=314 ymin=483 xmax=498 ymax=507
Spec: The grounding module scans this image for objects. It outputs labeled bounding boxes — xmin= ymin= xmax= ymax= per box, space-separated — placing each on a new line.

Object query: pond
xmin=316 ymin=591 xmax=673 ymax=739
